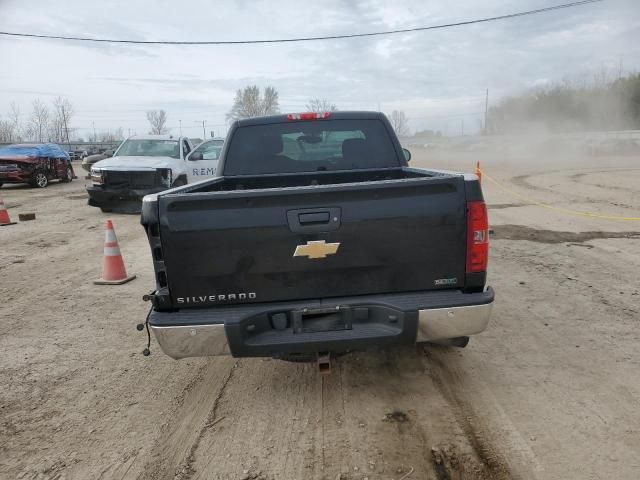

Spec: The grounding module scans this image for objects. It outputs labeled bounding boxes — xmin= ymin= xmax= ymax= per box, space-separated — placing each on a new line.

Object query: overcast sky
xmin=0 ymin=0 xmax=638 ymax=138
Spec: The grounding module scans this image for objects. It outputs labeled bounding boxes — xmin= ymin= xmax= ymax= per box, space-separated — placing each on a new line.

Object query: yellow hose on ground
xmin=478 ymin=168 xmax=640 ymax=222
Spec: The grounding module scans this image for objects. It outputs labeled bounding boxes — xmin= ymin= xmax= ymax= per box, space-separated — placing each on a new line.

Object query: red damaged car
xmin=0 ymin=143 xmax=75 ymax=188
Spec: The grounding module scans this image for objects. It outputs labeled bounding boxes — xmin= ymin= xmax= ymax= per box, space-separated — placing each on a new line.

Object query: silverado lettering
xmin=177 ymin=292 xmax=256 ymax=304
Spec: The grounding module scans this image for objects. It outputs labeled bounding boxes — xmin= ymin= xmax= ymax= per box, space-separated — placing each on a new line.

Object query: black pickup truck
xmin=141 ymin=111 xmax=494 ymax=362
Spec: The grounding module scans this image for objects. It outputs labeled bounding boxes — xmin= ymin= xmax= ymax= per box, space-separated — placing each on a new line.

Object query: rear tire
xmin=100 ymin=207 xmax=113 ymax=213
xmin=30 ymin=171 xmax=49 ymax=188
xmin=61 ymin=165 xmax=73 ymax=183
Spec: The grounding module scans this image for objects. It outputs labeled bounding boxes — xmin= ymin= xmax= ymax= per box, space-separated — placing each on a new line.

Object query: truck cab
xmin=87 ymin=135 xmax=218 ymax=213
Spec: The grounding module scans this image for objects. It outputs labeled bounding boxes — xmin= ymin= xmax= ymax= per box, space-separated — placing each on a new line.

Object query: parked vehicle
xmin=141 ymin=111 xmax=494 ymax=363
xmin=81 ymin=149 xmax=114 ymax=172
xmin=74 ymin=149 xmax=88 ymax=159
xmin=87 ymin=135 xmax=218 ymax=213
xmin=186 ymin=138 xmax=224 ymax=181
xmin=0 ymin=143 xmax=74 ymax=188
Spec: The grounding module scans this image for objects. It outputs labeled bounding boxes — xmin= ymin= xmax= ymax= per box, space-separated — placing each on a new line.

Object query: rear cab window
xmin=223 ymin=119 xmax=400 ymax=175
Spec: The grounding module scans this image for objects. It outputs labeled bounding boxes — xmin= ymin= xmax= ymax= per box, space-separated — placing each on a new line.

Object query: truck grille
xmin=104 ymin=171 xmax=163 ymax=189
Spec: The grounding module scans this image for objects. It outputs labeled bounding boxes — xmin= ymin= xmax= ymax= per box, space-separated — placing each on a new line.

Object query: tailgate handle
xmin=299 ymin=212 xmax=330 ymax=224
xmin=287 ymin=207 xmax=341 ymax=233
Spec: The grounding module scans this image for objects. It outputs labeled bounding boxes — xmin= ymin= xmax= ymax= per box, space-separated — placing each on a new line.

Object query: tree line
xmin=225 ymin=85 xmax=411 ymax=136
xmin=0 ymin=97 xmax=74 ymax=144
xmin=487 ymin=72 xmax=640 ymax=134
xmin=1 ymin=86 xmax=413 ymax=143
xmin=0 ymin=97 xmax=126 ymax=144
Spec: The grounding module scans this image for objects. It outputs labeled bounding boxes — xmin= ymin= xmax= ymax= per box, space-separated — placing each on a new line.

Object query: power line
xmin=0 ymin=1 xmax=602 ymax=46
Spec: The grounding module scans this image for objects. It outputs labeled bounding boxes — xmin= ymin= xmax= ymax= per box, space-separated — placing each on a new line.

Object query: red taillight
xmin=287 ymin=112 xmax=331 ymax=121
xmin=466 ymin=201 xmax=489 ymax=273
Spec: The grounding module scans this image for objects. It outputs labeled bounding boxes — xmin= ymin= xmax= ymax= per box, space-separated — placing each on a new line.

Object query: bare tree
xmin=0 ymin=119 xmax=13 ymax=142
xmin=98 ymin=128 xmax=125 ymax=142
xmin=0 ymin=102 xmax=20 ymax=142
xmin=305 ymin=98 xmax=337 ymax=113
xmin=263 ymin=86 xmax=279 ymax=115
xmin=389 ymin=110 xmax=410 ymax=137
xmin=113 ymin=127 xmax=125 ymax=140
xmin=146 ymin=110 xmax=168 ymax=134
xmin=226 ymin=85 xmax=280 ymax=121
xmin=52 ymin=97 xmax=73 ymax=145
xmin=30 ymin=99 xmax=49 ymax=142
xmin=9 ymin=102 xmax=21 ymax=141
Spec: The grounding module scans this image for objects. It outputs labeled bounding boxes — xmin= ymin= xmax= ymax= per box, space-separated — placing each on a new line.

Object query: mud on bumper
xmin=148 ymin=288 xmax=494 ymax=360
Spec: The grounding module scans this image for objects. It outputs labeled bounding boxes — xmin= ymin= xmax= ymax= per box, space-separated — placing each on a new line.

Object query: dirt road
xmin=1 ymin=154 xmax=639 ymax=479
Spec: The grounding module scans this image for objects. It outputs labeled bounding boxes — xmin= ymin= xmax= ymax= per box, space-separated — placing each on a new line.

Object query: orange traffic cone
xmin=94 ymin=219 xmax=136 ymax=285
xmin=0 ymin=196 xmax=17 ymax=226
xmin=475 ymin=161 xmax=482 ymax=183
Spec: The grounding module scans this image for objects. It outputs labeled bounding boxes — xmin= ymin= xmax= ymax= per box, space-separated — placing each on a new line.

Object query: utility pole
xmin=484 ymin=88 xmax=489 ymax=135
xmin=92 ymin=121 xmax=96 ymax=143
xmin=195 ymin=120 xmax=206 ymax=140
xmin=461 ymin=119 xmax=464 ymax=137
xmin=179 ymin=120 xmax=183 ymax=136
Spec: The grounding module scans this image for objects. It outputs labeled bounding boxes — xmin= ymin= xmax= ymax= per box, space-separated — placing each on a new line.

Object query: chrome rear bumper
xmin=149 ymin=288 xmax=494 ymax=359
xmin=151 ymin=324 xmax=230 ymax=359
xmin=416 ymin=302 xmax=493 ymax=342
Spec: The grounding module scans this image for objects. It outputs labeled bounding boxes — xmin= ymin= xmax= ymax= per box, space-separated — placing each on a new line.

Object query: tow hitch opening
xmin=317 ymin=352 xmax=331 ymax=375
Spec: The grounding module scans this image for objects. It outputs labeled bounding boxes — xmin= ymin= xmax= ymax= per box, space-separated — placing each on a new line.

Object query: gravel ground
xmin=1 ymin=152 xmax=639 ymax=480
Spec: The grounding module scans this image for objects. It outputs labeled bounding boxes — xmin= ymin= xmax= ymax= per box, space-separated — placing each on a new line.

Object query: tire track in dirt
xmin=136 ymin=358 xmax=237 ymax=480
xmin=175 ymin=361 xmax=239 ymax=480
xmin=321 ymin=348 xmax=520 ymax=480
xmin=423 ymin=347 xmax=544 ymax=480
xmin=138 ymin=349 xmax=528 ymax=480
xmin=423 ymin=348 xmax=511 ymax=480
xmin=143 ymin=346 xmax=557 ymax=480
xmin=570 ymin=171 xmax=640 ymax=195
xmin=510 ymin=168 xmax=640 ymax=199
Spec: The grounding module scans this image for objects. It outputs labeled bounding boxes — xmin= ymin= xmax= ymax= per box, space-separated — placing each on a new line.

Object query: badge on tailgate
xmin=293 ymin=240 xmax=340 ymax=259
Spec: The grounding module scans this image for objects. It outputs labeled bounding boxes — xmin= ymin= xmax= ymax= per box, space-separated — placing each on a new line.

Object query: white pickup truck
xmin=87 ymin=135 xmax=220 ymax=213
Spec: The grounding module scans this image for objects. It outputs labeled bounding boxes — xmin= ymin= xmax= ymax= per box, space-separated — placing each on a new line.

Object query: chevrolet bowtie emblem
xmin=293 ymin=240 xmax=340 ymax=259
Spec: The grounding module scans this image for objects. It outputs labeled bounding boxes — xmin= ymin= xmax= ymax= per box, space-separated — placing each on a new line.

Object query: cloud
xmin=0 ymin=0 xmax=638 ymax=134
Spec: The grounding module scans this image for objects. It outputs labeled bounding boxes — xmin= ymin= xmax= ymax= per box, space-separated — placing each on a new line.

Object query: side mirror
xmin=188 ymin=151 xmax=203 ymax=161
xmin=402 ymin=148 xmax=412 ymax=162
xmin=105 ymin=150 xmax=114 ymax=157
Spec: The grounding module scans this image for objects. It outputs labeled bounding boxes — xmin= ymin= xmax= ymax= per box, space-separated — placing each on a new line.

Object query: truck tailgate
xmin=157 ymin=175 xmax=467 ymax=307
